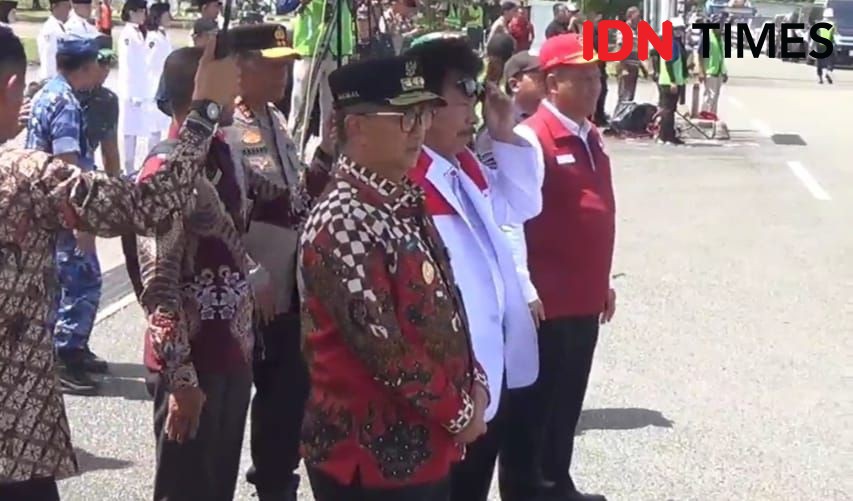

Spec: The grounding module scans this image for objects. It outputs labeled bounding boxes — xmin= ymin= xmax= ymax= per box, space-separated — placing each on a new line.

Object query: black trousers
xmin=150 ymin=370 xmax=252 ymax=501
xmin=308 ymin=467 xmax=451 ymax=501
xmin=449 ymin=382 xmax=544 ymax=501
xmin=535 ymin=315 xmax=600 ymax=495
xmin=0 ymin=477 xmax=60 ymax=501
xmin=246 ymin=311 xmax=310 ymax=498
xmin=657 ymin=84 xmax=679 ymax=142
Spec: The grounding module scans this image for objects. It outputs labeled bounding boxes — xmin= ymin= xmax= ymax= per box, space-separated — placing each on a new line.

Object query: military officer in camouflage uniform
xmin=225 ymin=23 xmax=336 ymax=501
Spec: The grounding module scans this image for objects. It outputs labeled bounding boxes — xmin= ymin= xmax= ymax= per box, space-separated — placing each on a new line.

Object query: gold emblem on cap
xmin=405 ymin=60 xmax=418 ymax=77
xmin=274 ymin=26 xmax=287 ymax=47
xmin=243 ymin=129 xmax=262 ymax=145
xmin=422 ymin=260 xmax=435 ymax=284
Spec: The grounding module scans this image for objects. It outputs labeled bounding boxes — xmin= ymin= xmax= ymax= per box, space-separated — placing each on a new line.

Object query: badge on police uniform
xmin=242 ymin=129 xmax=262 ymax=145
xmin=422 ymin=260 xmax=435 ymax=284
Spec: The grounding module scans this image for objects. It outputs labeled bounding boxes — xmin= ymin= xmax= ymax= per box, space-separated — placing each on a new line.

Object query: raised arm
xmin=33 ymin=40 xmax=239 ymax=237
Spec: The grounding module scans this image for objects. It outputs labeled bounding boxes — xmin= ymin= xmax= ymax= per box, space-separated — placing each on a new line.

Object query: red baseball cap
xmin=538 ymin=33 xmax=598 ymax=71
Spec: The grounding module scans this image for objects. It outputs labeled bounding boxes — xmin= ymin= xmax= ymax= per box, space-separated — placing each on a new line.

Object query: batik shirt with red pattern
xmin=299 ymin=157 xmax=488 ymax=488
xmin=137 ymin=128 xmax=333 ymax=390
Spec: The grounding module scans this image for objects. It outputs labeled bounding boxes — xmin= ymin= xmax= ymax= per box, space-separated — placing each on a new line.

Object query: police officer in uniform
xmin=225 ymin=23 xmax=336 ymax=501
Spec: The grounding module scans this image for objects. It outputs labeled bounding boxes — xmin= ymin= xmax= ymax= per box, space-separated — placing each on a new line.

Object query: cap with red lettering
xmin=538 ymin=33 xmax=598 ymax=71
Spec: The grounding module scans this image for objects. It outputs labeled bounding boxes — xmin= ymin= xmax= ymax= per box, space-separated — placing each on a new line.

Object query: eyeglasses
xmin=360 ymin=106 xmax=435 ymax=133
xmin=457 ymin=78 xmax=485 ymax=100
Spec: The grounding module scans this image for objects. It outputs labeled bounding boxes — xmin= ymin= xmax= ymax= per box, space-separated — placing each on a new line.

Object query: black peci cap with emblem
xmin=329 ymin=56 xmax=444 ymax=109
xmin=228 ymin=23 xmax=300 ymax=59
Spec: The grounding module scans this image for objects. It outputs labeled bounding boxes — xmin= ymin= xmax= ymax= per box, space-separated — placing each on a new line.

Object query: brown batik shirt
xmin=0 ymin=111 xmax=214 ymax=482
xmin=299 ymin=157 xmax=488 ymax=488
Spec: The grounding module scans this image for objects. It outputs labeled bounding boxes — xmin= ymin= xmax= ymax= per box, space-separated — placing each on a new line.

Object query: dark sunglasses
xmin=457 ymin=78 xmax=485 ymax=100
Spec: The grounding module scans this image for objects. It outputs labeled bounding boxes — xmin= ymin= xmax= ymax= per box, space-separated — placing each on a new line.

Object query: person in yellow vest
xmin=287 ymin=0 xmax=354 ymax=149
xmin=698 ymin=15 xmax=728 ymax=117
xmin=466 ymin=1 xmax=486 ymax=51
xmin=657 ymin=17 xmax=686 ymax=145
xmin=815 ymin=10 xmax=836 ymax=84
xmin=445 ymin=2 xmax=462 ymax=30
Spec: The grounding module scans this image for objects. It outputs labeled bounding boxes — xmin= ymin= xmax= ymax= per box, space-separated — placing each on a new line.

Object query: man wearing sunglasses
xmin=405 ymin=36 xmax=544 ymax=501
xmin=299 ymin=54 xmax=489 ymax=500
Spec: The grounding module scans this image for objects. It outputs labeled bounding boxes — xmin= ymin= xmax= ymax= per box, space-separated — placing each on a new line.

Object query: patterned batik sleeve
xmin=247 ymin=150 xmax=334 ymax=229
xmin=137 ymin=215 xmax=197 ymax=390
xmin=301 ymin=218 xmax=476 ymax=435
xmin=32 ymin=110 xmax=216 ymax=236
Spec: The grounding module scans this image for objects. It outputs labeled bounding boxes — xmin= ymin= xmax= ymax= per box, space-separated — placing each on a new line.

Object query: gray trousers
xmin=150 ymin=369 xmax=252 ymax=501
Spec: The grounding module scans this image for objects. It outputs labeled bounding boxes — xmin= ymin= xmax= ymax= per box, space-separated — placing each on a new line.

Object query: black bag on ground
xmin=609 ymin=101 xmax=657 ymax=135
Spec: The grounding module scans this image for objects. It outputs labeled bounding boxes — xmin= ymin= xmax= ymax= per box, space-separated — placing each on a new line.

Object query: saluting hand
xmin=192 ymin=38 xmax=240 ymax=108
xmin=482 ymin=82 xmax=518 ymax=144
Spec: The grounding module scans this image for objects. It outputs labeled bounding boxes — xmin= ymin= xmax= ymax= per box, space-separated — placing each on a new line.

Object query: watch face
xmin=206 ymin=102 xmax=220 ymax=120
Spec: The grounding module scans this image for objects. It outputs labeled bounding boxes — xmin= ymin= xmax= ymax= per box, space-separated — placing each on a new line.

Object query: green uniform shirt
xmin=465 ymin=5 xmax=484 ymax=28
xmin=817 ymin=23 xmax=835 ymax=51
xmin=705 ymin=31 xmax=726 ymax=76
xmin=659 ymin=51 xmax=685 ymax=86
xmin=292 ymin=0 xmax=354 ymax=58
xmin=446 ymin=4 xmax=462 ymax=29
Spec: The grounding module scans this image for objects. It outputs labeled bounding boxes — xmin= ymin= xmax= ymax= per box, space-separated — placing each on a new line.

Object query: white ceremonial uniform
xmin=416 ymin=141 xmax=542 ymax=422
xmin=36 ymin=15 xmax=66 ymax=81
xmin=117 ymin=22 xmax=151 ymax=137
xmin=64 ymin=9 xmax=97 ymax=36
xmin=145 ymin=28 xmax=172 ymax=134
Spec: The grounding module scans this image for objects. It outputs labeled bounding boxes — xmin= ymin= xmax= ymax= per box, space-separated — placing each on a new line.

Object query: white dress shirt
xmin=64 ymin=10 xmax=97 ymax=36
xmin=37 ymin=16 xmax=65 ymax=81
xmin=499 ymin=100 xmax=594 ymax=303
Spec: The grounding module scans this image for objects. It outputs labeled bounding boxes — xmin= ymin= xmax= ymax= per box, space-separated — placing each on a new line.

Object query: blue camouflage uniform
xmin=24 ymin=35 xmax=102 ymax=356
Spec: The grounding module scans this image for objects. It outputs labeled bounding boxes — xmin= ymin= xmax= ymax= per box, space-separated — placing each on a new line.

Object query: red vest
xmin=522 ymin=104 xmax=616 ymax=318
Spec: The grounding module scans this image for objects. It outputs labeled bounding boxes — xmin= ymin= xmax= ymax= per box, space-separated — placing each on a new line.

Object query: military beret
xmin=329 ymin=56 xmax=444 ymax=109
xmin=57 ymin=33 xmax=100 ymax=58
xmin=228 ymin=23 xmax=300 ymax=59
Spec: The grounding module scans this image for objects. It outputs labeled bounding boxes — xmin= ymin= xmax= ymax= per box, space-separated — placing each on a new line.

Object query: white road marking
xmin=94 ymin=293 xmax=138 ymax=325
xmin=728 ymin=96 xmax=744 ymax=109
xmin=751 ymin=119 xmax=773 ymax=138
xmin=787 ymin=161 xmax=831 ymax=201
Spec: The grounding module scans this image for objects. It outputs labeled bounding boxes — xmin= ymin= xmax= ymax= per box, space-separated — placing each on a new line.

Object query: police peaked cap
xmin=228 ymin=23 xmax=300 ymax=59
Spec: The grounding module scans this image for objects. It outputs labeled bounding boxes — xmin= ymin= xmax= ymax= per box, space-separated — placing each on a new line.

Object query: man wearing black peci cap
xmin=223 ymin=23 xmax=336 ymax=501
xmin=299 ymin=55 xmax=490 ymax=500
xmin=191 ymin=17 xmax=219 ymax=46
xmin=194 ymin=0 xmax=222 ymax=24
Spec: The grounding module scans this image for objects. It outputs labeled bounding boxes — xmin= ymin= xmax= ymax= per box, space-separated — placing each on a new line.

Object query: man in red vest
xmin=516 ymin=33 xmax=616 ymax=501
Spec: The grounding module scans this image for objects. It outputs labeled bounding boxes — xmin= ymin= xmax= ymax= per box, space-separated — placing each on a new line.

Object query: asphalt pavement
xmin=49 ymin=53 xmax=853 ymax=500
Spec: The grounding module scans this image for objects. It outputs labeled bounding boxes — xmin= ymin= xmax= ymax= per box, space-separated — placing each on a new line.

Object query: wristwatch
xmin=190 ymin=99 xmax=221 ymax=123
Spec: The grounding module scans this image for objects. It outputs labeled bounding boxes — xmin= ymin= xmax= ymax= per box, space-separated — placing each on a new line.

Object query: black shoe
xmin=252 ymin=473 xmax=300 ymax=501
xmin=80 ymin=348 xmax=109 ymax=374
xmin=563 ymin=491 xmax=608 ymax=501
xmin=827 ymin=74 xmax=833 ymax=84
xmin=57 ymin=363 xmax=100 ymax=395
